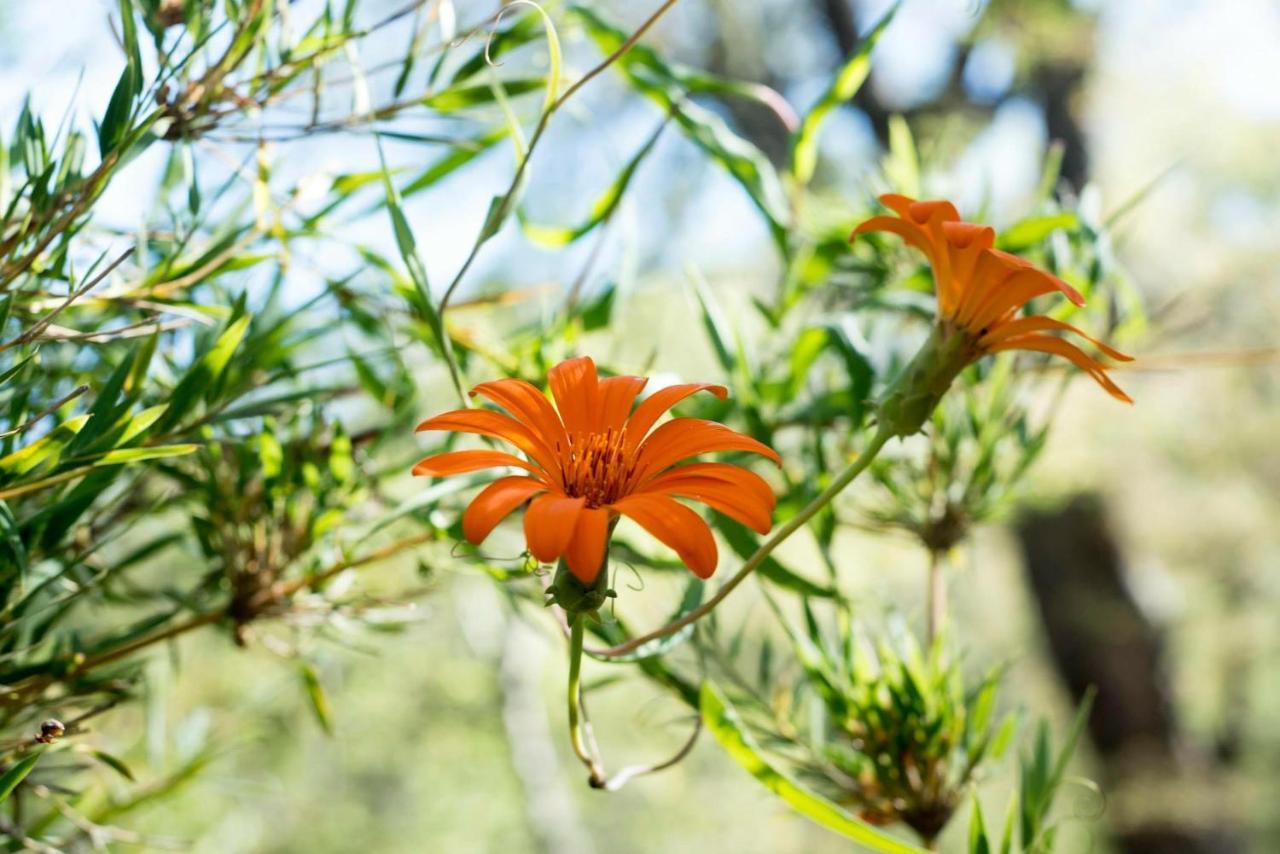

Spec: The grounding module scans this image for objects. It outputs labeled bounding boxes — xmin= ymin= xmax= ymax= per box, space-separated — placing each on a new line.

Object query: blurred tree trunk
xmin=706 ymin=1 xmax=791 ymax=164
xmin=816 ymin=0 xmax=1092 ymax=192
xmin=1016 ymin=496 xmax=1245 ymax=854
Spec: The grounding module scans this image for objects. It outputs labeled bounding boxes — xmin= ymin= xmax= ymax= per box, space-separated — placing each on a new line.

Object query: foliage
xmin=0 ymin=0 xmax=1138 ymax=850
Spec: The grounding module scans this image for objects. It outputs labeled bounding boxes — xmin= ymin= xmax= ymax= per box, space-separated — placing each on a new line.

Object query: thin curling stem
xmin=566 ymin=618 xmax=605 ymax=785
xmin=589 ymin=425 xmax=894 ymax=659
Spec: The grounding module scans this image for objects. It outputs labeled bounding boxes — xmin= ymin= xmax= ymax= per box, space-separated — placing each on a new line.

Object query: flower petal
xmin=596 ymin=375 xmax=648 ymax=433
xmin=470 ymin=378 xmax=569 ymax=453
xmin=851 ymin=215 xmax=935 ymax=258
xmin=987 ymin=249 xmax=1085 ymax=305
xmin=563 ymin=507 xmax=611 ymax=583
xmin=989 ymin=335 xmax=1132 ymax=403
xmin=962 ymin=268 xmax=1078 ymax=333
xmin=412 ymin=449 xmax=541 ymax=478
xmin=639 ymin=474 xmax=774 ymax=534
xmin=612 ymin=494 xmax=718 ymax=578
xmin=548 ymin=356 xmax=599 ymax=436
xmin=623 ymin=384 xmax=728 ymax=451
xmin=462 ymin=476 xmax=546 ymax=543
xmin=523 ymin=493 xmax=586 ymax=563
xmin=978 ymin=316 xmax=1133 ymax=362
xmin=643 ymin=462 xmax=775 ymax=510
xmin=416 ymin=408 xmax=559 ymax=474
xmin=878 ymin=193 xmax=919 ymax=218
xmin=633 ymin=418 xmax=780 ymax=482
xmin=908 ymin=199 xmax=961 ymax=224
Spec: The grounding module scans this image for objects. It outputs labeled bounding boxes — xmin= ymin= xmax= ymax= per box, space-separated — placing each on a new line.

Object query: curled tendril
xmin=448 ymin=541 xmax=527 ymax=564
xmin=599 ymin=716 xmax=702 ymax=792
xmin=614 ymin=559 xmax=645 ymax=593
xmin=1027 ymin=775 xmax=1105 ymax=853
xmin=1062 ymin=775 xmax=1108 ymax=823
xmin=485 ymin=0 xmax=550 ymax=68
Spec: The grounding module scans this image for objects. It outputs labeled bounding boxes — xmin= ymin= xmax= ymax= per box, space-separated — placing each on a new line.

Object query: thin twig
xmin=586 ymin=425 xmax=894 ymax=658
xmin=436 ymin=0 xmax=682 ymax=319
xmin=0 ymin=386 xmax=90 ymax=439
xmin=0 ymin=248 xmax=133 ymax=353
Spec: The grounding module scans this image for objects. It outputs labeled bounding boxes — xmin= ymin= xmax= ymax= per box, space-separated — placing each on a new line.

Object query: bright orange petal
xmin=878 ymin=193 xmax=919 ymax=218
xmin=942 ymin=221 xmax=995 ymax=250
xmin=851 ymin=215 xmax=935 ymax=259
xmin=623 ymin=384 xmax=728 ymax=452
xmin=462 ymin=476 xmax=546 ymax=543
xmin=986 ymin=249 xmax=1085 ymax=306
xmin=854 ymin=198 xmax=965 ymax=316
xmin=548 ymin=356 xmax=599 ymax=435
xmin=643 ymin=462 xmax=776 ymax=511
xmin=951 ymin=251 xmax=1020 ymax=325
xmin=612 ymin=494 xmax=718 ymax=578
xmin=416 ymin=409 xmax=559 ymax=474
xmin=470 ymin=378 xmax=568 ymax=453
xmin=906 ymin=199 xmax=961 ymax=226
xmin=979 ymin=316 xmax=1132 ymax=362
xmin=940 ymin=222 xmax=996 ymax=316
xmin=962 ymin=269 xmax=1073 ymax=333
xmin=412 ymin=449 xmax=542 ymax=478
xmin=633 ymin=419 xmax=780 ymax=482
xmin=639 ymin=475 xmax=773 ymax=534
xmin=523 ymin=493 xmax=586 ymax=563
xmin=563 ymin=507 xmax=610 ymax=583
xmin=989 ymin=335 xmax=1132 ymax=403
xmin=597 ymin=375 xmax=648 ymax=433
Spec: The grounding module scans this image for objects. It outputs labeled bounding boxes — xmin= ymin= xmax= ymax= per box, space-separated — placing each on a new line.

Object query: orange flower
xmin=853 ymin=194 xmax=1132 ymax=410
xmin=413 ymin=357 xmax=779 ymax=583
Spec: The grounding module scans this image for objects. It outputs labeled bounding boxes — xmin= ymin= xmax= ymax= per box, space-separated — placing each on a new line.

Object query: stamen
xmin=561 ymin=428 xmax=634 ymax=507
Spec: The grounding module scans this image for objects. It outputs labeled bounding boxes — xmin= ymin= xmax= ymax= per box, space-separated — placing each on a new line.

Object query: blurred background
xmin=2 ymin=0 xmax=1278 ymax=851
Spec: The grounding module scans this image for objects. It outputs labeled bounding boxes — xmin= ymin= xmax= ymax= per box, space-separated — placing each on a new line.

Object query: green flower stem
xmin=591 ymin=424 xmax=895 ymax=659
xmin=875 ymin=324 xmax=974 ymax=439
xmin=566 ymin=617 xmax=605 ymax=786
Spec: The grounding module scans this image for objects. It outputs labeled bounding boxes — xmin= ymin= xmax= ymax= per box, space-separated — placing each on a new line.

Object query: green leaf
xmin=95 ymin=444 xmax=200 ymax=465
xmin=884 ymin=115 xmax=919 ymax=198
xmin=790 ymin=3 xmax=897 ymax=184
xmin=421 ymin=78 xmax=546 ymax=112
xmin=688 ymin=268 xmax=736 ymax=375
xmin=968 ymin=795 xmax=992 ymax=854
xmin=158 ymin=315 xmax=251 ymax=430
xmin=89 ymin=749 xmax=136 ymax=782
xmin=519 ymin=120 xmax=665 ymax=247
xmin=300 ymin=663 xmax=334 ymax=735
xmin=995 ymin=213 xmax=1078 ymax=252
xmin=400 ymin=128 xmax=507 ymax=199
xmin=700 ymin=683 xmax=924 ymax=853
xmin=574 ymin=6 xmax=791 ymax=254
xmin=375 ymin=137 xmax=464 ymax=402
xmin=0 ymin=752 xmax=41 ymax=803
xmin=98 ymin=63 xmax=139 ymax=158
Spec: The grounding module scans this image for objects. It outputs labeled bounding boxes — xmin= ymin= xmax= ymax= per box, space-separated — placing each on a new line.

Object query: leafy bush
xmin=0 ymin=1 xmax=1136 ymax=850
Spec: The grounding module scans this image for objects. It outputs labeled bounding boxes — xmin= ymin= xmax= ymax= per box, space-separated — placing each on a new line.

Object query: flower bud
xmin=544 ymin=558 xmax=614 ymax=621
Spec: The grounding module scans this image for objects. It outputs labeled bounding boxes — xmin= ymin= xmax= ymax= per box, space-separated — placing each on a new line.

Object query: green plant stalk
xmin=876 ymin=324 xmax=975 ymax=440
xmin=566 ymin=616 xmax=605 ymax=786
xmin=592 ymin=424 xmax=895 ymax=658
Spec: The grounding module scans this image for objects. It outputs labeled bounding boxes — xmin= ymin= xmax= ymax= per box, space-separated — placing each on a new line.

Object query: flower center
xmin=559 ymin=428 xmax=634 ymax=508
